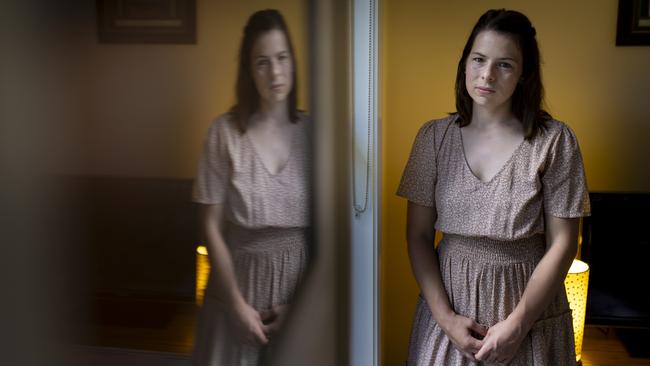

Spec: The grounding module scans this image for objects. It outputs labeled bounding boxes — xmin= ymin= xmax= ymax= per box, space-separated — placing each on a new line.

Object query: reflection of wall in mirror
xmin=66 ymin=0 xmax=308 ymax=179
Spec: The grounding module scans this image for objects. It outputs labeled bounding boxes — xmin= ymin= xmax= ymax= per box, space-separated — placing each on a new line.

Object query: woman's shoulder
xmin=201 ymin=112 xmax=242 ymax=149
xmin=209 ymin=112 xmax=237 ymax=129
xmin=537 ymin=118 xmax=579 ymax=143
xmin=206 ymin=112 xmax=239 ymax=137
xmin=543 ymin=118 xmax=572 ymax=132
xmin=415 ymin=114 xmax=458 ymax=139
xmin=532 ymin=119 xmax=584 ymax=159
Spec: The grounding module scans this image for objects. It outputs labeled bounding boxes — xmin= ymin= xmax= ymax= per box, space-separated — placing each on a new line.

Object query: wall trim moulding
xmin=97 ymin=0 xmax=196 ymax=44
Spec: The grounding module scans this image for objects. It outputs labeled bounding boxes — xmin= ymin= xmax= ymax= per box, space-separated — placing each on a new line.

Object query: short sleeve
xmin=396 ymin=121 xmax=437 ymax=207
xmin=541 ymin=125 xmax=591 ymax=218
xmin=192 ymin=120 xmax=230 ymax=204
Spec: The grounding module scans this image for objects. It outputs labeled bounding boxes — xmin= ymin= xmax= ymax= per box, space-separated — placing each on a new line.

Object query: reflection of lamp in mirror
xmin=565 ymin=259 xmax=590 ymax=363
xmin=196 ymin=245 xmax=210 ymax=305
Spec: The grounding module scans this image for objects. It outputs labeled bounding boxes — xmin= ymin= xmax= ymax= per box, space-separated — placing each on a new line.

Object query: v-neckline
xmin=457 ymin=123 xmax=526 ymax=185
xmin=245 ymin=119 xmax=299 ymax=177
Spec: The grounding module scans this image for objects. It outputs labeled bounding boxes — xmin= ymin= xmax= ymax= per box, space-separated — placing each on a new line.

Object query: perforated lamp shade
xmin=565 ymin=259 xmax=590 ymax=363
xmin=196 ymin=245 xmax=210 ymax=305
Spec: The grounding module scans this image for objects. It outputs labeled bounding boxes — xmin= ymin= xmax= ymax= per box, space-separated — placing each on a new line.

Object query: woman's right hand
xmin=230 ymin=301 xmax=269 ymax=345
xmin=439 ymin=312 xmax=487 ymax=361
xmin=200 ymin=204 xmax=268 ymax=346
xmin=260 ymin=304 xmax=290 ymax=336
xmin=405 ymin=203 xmax=485 ymax=359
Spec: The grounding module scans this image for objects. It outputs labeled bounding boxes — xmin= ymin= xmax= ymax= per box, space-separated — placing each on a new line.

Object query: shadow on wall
xmin=70 ymin=176 xmax=199 ymax=299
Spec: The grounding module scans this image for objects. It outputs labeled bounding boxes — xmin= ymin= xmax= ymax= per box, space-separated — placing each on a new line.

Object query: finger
xmin=252 ymin=315 xmax=270 ymax=344
xmin=264 ymin=320 xmax=280 ymax=334
xmin=254 ymin=325 xmax=269 ymax=345
xmin=469 ymin=321 xmax=488 ymax=337
xmin=474 ymin=344 xmax=488 ymax=361
xmin=467 ymin=337 xmax=484 ymax=353
xmin=260 ymin=309 xmax=276 ymax=323
xmin=252 ymin=309 xmax=264 ymax=320
xmin=273 ymin=305 xmax=289 ymax=319
xmin=450 ymin=340 xmax=476 ymax=361
xmin=262 ymin=323 xmax=272 ymax=335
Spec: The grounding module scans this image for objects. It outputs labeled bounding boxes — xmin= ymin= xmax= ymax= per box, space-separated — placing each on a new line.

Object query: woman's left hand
xmin=261 ymin=304 xmax=290 ymax=336
xmin=474 ymin=316 xmax=526 ymax=364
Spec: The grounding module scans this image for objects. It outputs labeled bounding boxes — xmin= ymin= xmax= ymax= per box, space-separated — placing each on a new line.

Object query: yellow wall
xmin=381 ymin=1 xmax=650 ymax=364
xmin=65 ymin=0 xmax=307 ymax=178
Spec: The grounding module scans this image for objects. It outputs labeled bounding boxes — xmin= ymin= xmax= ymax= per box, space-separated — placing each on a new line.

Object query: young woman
xmin=191 ymin=9 xmax=309 ymax=366
xmin=398 ymin=9 xmax=590 ymax=365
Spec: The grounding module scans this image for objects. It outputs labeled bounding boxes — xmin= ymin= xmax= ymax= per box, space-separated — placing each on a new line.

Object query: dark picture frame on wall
xmin=616 ymin=0 xmax=650 ymax=45
xmin=97 ymin=0 xmax=196 ymax=44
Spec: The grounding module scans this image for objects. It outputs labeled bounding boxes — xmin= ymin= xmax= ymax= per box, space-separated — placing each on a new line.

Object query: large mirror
xmin=4 ymin=1 xmax=381 ymax=365
xmin=2 ymin=1 xmax=318 ymax=365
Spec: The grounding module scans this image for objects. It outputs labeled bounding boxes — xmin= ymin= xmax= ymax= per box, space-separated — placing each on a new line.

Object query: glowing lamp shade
xmin=565 ymin=259 xmax=590 ymax=363
xmin=196 ymin=245 xmax=210 ymax=305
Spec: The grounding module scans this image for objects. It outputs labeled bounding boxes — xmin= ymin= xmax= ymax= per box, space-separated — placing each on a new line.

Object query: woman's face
xmin=251 ymin=29 xmax=293 ymax=107
xmin=465 ymin=30 xmax=523 ymax=113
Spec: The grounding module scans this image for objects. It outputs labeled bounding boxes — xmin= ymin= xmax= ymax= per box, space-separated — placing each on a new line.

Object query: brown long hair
xmin=230 ymin=9 xmax=299 ymax=133
xmin=454 ymin=9 xmax=551 ymax=139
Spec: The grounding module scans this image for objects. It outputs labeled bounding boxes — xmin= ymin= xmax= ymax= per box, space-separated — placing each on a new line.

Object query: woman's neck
xmin=470 ymin=102 xmax=517 ymax=130
xmin=257 ymin=100 xmax=290 ymax=125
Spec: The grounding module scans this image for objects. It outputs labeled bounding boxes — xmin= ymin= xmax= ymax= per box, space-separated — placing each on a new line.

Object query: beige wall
xmin=381 ymin=1 xmax=650 ymax=365
xmin=67 ymin=0 xmax=307 ymax=178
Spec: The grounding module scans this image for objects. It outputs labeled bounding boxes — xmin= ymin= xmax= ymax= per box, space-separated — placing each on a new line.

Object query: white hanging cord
xmin=353 ymin=0 xmax=375 ymax=217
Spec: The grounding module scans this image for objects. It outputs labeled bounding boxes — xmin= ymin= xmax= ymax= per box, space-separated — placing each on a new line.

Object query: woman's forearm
xmin=408 ymin=235 xmax=455 ymax=325
xmin=406 ymin=202 xmax=455 ymax=326
xmin=201 ymin=204 xmax=245 ymax=308
xmin=508 ymin=217 xmax=579 ymax=332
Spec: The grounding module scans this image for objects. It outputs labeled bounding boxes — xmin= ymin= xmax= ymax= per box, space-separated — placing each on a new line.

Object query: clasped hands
xmin=442 ymin=313 xmax=526 ymax=365
xmin=230 ymin=302 xmax=289 ymax=345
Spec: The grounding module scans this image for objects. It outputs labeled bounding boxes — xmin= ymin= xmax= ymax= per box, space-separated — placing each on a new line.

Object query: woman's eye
xmin=257 ymin=59 xmax=269 ymax=67
xmin=472 ymin=57 xmax=484 ymax=63
xmin=498 ymin=62 xmax=513 ymax=69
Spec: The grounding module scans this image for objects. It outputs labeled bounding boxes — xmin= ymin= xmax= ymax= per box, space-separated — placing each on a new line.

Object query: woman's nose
xmin=270 ymin=59 xmax=281 ymax=77
xmin=481 ymin=64 xmax=496 ymax=81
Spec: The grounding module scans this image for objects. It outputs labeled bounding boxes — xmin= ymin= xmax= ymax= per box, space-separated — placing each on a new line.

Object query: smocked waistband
xmin=439 ymin=233 xmax=546 ymax=264
xmin=223 ymin=222 xmax=307 ymax=252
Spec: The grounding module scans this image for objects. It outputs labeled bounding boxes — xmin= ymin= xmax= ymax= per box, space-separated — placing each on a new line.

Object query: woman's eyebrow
xmin=470 ymin=52 xmax=518 ymax=61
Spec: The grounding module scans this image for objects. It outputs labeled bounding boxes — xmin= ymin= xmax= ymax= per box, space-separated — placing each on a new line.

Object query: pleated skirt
xmin=191 ymin=225 xmax=307 ymax=366
xmin=408 ymin=234 xmax=576 ymax=366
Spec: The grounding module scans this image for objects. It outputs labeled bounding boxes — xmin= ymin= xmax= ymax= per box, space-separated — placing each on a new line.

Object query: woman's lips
xmin=476 ymin=86 xmax=495 ymax=94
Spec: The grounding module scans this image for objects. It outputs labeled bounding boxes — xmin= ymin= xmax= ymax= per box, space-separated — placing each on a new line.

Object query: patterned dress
xmin=397 ymin=114 xmax=590 ymax=365
xmin=191 ymin=113 xmax=310 ymax=366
